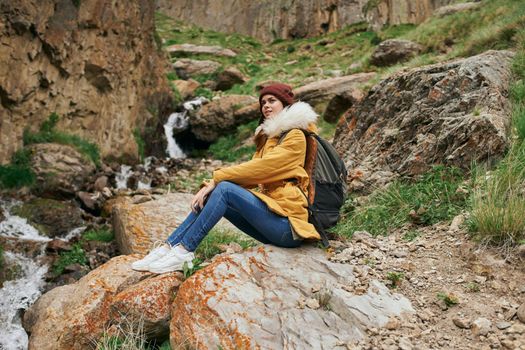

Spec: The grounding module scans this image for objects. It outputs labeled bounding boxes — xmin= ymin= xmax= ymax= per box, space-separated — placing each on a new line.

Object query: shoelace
xmin=150 ymin=240 xmax=169 ymax=250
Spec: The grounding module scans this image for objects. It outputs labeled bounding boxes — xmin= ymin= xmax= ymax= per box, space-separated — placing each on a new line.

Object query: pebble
xmin=385 ymin=317 xmax=401 ymax=330
xmin=472 ymin=318 xmax=492 ymax=336
xmin=305 ymin=298 xmax=320 ymax=310
xmin=453 ymin=317 xmax=472 ymax=329
xmin=496 ymin=322 xmax=512 ymax=330
xmin=392 ymin=250 xmax=408 ymax=258
xmin=517 ymin=303 xmax=525 ymax=323
xmin=398 ymin=338 xmax=413 ymax=350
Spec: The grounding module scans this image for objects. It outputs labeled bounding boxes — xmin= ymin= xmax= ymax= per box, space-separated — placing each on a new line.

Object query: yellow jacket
xmin=212 ymin=101 xmax=320 ymax=240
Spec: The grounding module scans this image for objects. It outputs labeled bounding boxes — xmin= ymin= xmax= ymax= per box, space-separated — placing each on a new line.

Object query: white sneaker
xmin=131 ymin=242 xmax=171 ymax=271
xmin=148 ymin=245 xmax=195 ymax=274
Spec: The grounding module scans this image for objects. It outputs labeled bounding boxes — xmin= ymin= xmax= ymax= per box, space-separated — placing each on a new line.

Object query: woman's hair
xmin=254 ymin=83 xmax=295 ymax=151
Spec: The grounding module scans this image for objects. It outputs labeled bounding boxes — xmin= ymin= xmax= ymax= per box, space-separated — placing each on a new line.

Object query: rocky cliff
xmin=155 ymin=0 xmax=453 ymax=43
xmin=0 ymin=0 xmax=173 ymax=165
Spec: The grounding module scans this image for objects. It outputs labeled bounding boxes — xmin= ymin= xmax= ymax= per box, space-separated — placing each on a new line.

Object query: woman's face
xmin=260 ymin=94 xmax=284 ymax=119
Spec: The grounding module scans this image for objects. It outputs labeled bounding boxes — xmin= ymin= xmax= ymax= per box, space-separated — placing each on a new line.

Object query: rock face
xmin=0 ymin=0 xmax=172 ymax=164
xmin=112 ymin=193 xmax=241 ymax=254
xmin=434 ymin=2 xmax=483 ymax=18
xmin=190 ymin=95 xmax=258 ymax=142
xmin=23 ymin=255 xmax=182 ymax=350
xmin=28 ymin=143 xmax=96 ymax=197
xmin=333 ymin=50 xmax=514 ymax=193
xmin=157 ymin=0 xmax=453 ymax=43
xmin=170 ymin=245 xmax=414 ymax=349
xmin=370 ymin=39 xmax=423 ymax=67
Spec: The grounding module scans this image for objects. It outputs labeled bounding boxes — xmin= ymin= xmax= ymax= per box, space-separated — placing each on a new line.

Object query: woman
xmin=131 ymin=83 xmax=321 ymax=274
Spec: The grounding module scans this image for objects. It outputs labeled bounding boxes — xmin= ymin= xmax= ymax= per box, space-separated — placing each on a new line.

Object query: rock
xmin=324 ymin=89 xmax=365 ymax=123
xmin=11 ymin=198 xmax=84 ymax=238
xmin=24 ymin=255 xmax=182 ymax=349
xmin=157 ymin=0 xmax=451 ymax=43
xmin=46 ymin=239 xmax=73 ymax=252
xmin=334 ymin=50 xmax=514 ymax=193
xmin=93 ymin=176 xmax=109 ymax=192
xmin=167 ymin=43 xmax=237 ymax=57
xmin=190 ymin=95 xmax=258 ymax=142
xmin=496 ymin=322 xmax=512 ymax=330
xmin=112 ymin=193 xmax=240 ymax=254
xmin=215 ymin=67 xmax=248 ymax=91
xmin=295 ymin=73 xmax=376 ymax=110
xmin=370 ymin=39 xmax=423 ymax=67
xmin=453 ymin=317 xmax=472 ymax=329
xmin=398 ymin=337 xmax=413 ymax=350
xmin=434 ymin=2 xmax=483 ymax=17
xmin=169 ymin=245 xmax=414 ymax=349
xmin=77 ymin=191 xmax=100 ymax=211
xmin=172 ymin=58 xmax=222 ymax=80
xmin=28 ymin=143 xmax=96 ymax=198
xmin=472 ymin=317 xmax=492 ymax=336
xmin=385 ymin=317 xmax=401 ymax=330
xmin=305 ymin=298 xmax=320 ymax=309
xmin=111 ymin=273 xmax=182 ymax=338
xmin=518 ymin=303 xmax=525 ymax=323
xmin=517 ymin=244 xmax=525 ymax=260
xmin=449 ymin=214 xmax=465 ymax=232
xmin=172 ymin=79 xmax=201 ymax=100
xmin=0 ymin=0 xmax=171 ymax=164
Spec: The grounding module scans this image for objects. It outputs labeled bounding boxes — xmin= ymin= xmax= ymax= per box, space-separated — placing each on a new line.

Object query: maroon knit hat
xmin=259 ymin=83 xmax=295 ymax=108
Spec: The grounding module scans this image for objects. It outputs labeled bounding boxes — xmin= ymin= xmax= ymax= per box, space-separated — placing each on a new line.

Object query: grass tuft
xmin=333 ymin=166 xmax=468 ymax=237
xmin=52 ymin=243 xmax=88 ymax=275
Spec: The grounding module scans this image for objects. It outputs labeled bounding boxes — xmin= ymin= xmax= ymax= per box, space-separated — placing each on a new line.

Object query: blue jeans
xmin=165 ymin=181 xmax=302 ymax=251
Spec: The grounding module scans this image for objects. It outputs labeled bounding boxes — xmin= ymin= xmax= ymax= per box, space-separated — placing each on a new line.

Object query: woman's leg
xmin=175 ymin=181 xmax=301 ymax=251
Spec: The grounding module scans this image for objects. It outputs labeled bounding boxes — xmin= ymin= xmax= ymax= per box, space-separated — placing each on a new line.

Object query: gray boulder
xmin=334 ymin=50 xmax=514 ymax=193
xmin=170 ymin=245 xmax=414 ymax=349
xmin=370 ymin=39 xmax=423 ymax=67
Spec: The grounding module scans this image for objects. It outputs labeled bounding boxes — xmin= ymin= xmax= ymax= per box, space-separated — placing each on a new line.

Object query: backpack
xmin=278 ymin=129 xmax=347 ymax=247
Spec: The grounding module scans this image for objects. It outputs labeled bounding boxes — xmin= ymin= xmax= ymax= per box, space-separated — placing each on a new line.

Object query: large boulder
xmin=112 ymin=193 xmax=241 ymax=254
xmin=28 ymin=143 xmax=96 ymax=198
xmin=215 ymin=67 xmax=248 ymax=91
xmin=172 ymin=79 xmax=201 ymax=100
xmin=334 ymin=50 xmax=514 ymax=193
xmin=324 ymin=89 xmax=365 ymax=123
xmin=294 ymin=73 xmax=375 ymax=110
xmin=167 ymin=44 xmax=237 ymax=58
xmin=170 ymin=245 xmax=414 ymax=349
xmin=370 ymin=39 xmax=423 ymax=67
xmin=173 ymin=59 xmax=222 ymax=80
xmin=23 ymin=255 xmax=181 ymax=350
xmin=190 ymin=95 xmax=258 ymax=142
xmin=11 ymin=198 xmax=84 ymax=238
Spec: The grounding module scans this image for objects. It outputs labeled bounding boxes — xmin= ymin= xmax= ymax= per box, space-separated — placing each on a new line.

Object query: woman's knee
xmin=214 ymin=181 xmax=239 ymax=194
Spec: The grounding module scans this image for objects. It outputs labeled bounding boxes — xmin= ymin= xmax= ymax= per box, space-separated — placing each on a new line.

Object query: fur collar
xmin=255 ymin=101 xmax=318 ymax=138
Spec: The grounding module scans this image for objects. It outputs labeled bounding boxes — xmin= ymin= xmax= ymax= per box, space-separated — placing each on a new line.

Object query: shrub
xmin=0 ymin=149 xmax=36 ymax=189
xmin=208 ymin=120 xmax=258 ymax=162
xmin=52 ymin=243 xmax=88 ymax=275
xmin=83 ymin=228 xmax=114 ymax=242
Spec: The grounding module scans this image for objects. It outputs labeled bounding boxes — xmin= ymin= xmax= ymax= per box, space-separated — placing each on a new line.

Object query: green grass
xmin=208 ymin=120 xmax=258 ymax=162
xmin=23 ymin=113 xmax=100 ymax=166
xmin=437 ymin=292 xmax=459 ymax=307
xmin=133 ymin=128 xmax=146 ymax=162
xmin=468 ymin=23 xmax=525 ymax=247
xmin=0 ymin=149 xmax=36 ymax=189
xmin=52 ymin=243 xmax=88 ymax=275
xmin=83 ymin=228 xmax=114 ymax=242
xmin=333 ymin=166 xmax=469 ymax=237
xmin=195 ymin=228 xmax=256 ymax=261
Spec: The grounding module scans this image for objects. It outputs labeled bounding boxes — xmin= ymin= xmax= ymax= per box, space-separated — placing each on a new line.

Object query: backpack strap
xmin=278 ymin=129 xmax=331 ymax=248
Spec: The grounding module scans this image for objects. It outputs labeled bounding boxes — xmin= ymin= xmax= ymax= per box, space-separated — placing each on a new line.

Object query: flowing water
xmin=0 ymin=201 xmax=52 ymax=350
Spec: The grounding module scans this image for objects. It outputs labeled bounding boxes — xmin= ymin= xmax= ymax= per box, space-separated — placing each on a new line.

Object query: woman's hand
xmin=191 ymin=180 xmax=216 ymax=213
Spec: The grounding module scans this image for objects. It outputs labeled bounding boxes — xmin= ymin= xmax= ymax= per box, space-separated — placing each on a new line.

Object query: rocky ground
xmin=328 ymin=221 xmax=525 ymax=349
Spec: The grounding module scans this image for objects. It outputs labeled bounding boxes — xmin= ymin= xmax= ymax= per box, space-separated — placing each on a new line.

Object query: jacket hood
xmin=255 ymin=101 xmax=318 ymax=138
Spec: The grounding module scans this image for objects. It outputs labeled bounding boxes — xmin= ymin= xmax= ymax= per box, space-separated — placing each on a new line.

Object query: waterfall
xmin=164 ymin=96 xmax=208 ymax=159
xmin=115 ymin=165 xmax=133 ymax=189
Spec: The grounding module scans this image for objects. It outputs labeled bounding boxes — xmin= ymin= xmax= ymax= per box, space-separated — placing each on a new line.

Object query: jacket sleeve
xmin=213 ymin=129 xmax=306 ymax=187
